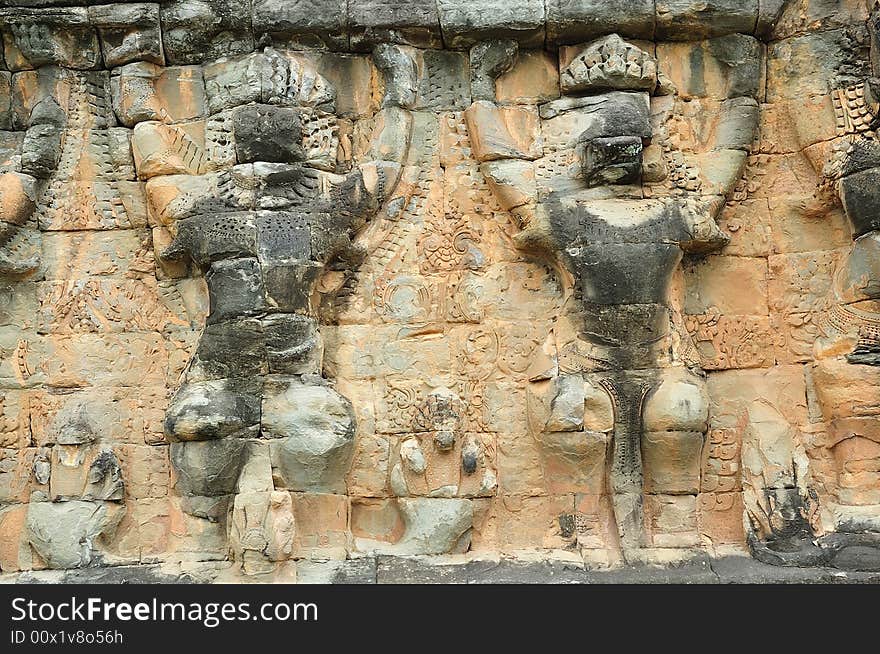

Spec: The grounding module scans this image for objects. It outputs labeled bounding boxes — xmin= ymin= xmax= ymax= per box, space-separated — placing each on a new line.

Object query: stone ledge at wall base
xmin=3 ymin=552 xmax=880 ymax=585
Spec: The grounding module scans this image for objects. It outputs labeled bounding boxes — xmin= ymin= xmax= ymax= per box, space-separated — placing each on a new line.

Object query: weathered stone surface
xmin=358 ymin=497 xmax=473 ymax=555
xmin=464 ymin=102 xmax=541 ymax=162
xmin=264 ymin=378 xmax=356 ymax=493
xmin=111 ymin=63 xmax=206 ymax=128
xmin=0 ymin=172 xmax=37 ymax=225
xmin=165 ymin=380 xmax=261 ymax=442
xmin=547 ymin=0 xmax=655 ymax=44
xmin=26 ymin=501 xmax=124 ymax=569
xmin=657 ymin=36 xmax=764 ymax=101
xmin=160 ymin=0 xmax=254 ymax=65
xmin=496 ymin=50 xmax=560 ymax=105
xmin=840 ymin=168 xmax=880 ymax=237
xmin=88 ymin=3 xmax=164 ymax=68
xmin=170 ymin=439 xmax=247 ymax=496
xmin=684 ymin=256 xmax=769 ymax=316
xmin=232 ymin=104 xmax=304 ymax=164
xmin=291 ymin=492 xmax=349 ymax=558
xmin=561 ymin=35 xmax=658 ymax=94
xmin=252 ymin=0 xmax=347 ymax=51
xmin=0 ymin=8 xmax=101 ymax=70
xmin=131 ymin=121 xmax=206 ymax=179
xmin=656 ymin=1 xmax=759 ymax=40
xmin=0 ymin=0 xmax=877 ymax=583
xmin=438 ymin=0 xmax=546 ymax=50
xmin=349 ymin=0 xmax=442 ymax=50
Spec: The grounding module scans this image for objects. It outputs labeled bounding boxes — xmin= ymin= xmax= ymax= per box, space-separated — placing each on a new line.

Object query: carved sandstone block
xmin=656 ymin=1 xmax=759 ymax=40
xmin=546 ymin=0 xmax=655 ymax=44
xmin=160 ymin=0 xmax=254 ymax=65
xmin=698 ymin=491 xmax=745 ymax=545
xmin=88 ymin=3 xmax=165 ymax=68
xmin=0 ymin=504 xmax=31 ymax=573
xmin=0 ymin=8 xmax=101 ymax=71
xmin=684 ymin=255 xmax=769 ymax=316
xmin=464 ymin=102 xmax=542 ymax=162
xmin=495 ymin=50 xmax=560 ymax=105
xmin=708 ymin=366 xmax=810 ymax=431
xmin=131 ymin=121 xmax=207 ymax=179
xmin=348 ymin=0 xmax=442 ymax=50
xmin=773 ymin=0 xmax=868 ymax=41
xmin=37 ymin=278 xmax=189 ymax=334
xmin=437 ymin=0 xmax=546 ymax=50
xmin=39 ymin=333 xmax=169 ymax=388
xmin=252 ymin=0 xmax=347 ymax=51
xmin=111 ymin=63 xmax=206 ymax=128
xmin=0 ymin=447 xmax=39 ymax=503
xmin=685 ymin=312 xmax=775 ymax=370
xmin=495 ymin=494 xmax=574 ymax=550
xmin=768 ymin=249 xmax=844 ymax=315
xmin=291 ymin=492 xmax=349 ymax=559
xmin=767 ymin=29 xmax=865 ymax=103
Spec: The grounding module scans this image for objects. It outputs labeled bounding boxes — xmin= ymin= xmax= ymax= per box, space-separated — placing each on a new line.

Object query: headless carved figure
xmin=537 ymin=196 xmax=712 ymax=551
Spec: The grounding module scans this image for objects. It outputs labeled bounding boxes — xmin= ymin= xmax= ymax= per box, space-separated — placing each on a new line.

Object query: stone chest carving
xmin=1 ymin=0 xmax=879 ymax=581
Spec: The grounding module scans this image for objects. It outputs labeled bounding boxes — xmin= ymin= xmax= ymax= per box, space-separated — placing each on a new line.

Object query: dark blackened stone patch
xmin=256 ymin=210 xmax=312 ymax=263
xmin=262 ymin=260 xmax=323 ymax=313
xmin=206 ymin=256 xmax=267 ymax=323
xmin=581 ymin=136 xmax=643 ymax=187
xmin=558 ymin=514 xmax=575 ymax=539
xmin=164 ymin=212 xmax=258 ymax=268
xmin=840 ymin=168 xmax=880 ymax=237
xmin=262 ymin=313 xmax=321 ymax=374
xmin=832 ymin=546 xmax=880 ymax=572
xmin=563 ymin=242 xmax=681 ymax=306
xmin=191 ymin=318 xmax=268 ymax=379
xmin=233 ymin=104 xmax=304 ymax=164
xmin=171 ymin=439 xmax=248 ymax=496
xmin=576 ymin=92 xmax=651 ymax=142
xmin=164 ymin=379 xmax=262 ymax=442
xmin=21 ymin=125 xmax=62 ymax=178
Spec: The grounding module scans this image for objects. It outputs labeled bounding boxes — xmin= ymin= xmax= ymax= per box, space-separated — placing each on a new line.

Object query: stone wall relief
xmin=5 ymin=1 xmax=880 ymax=578
xmin=759 ymin=3 xmax=880 ymax=567
xmin=470 ymin=33 xmax=760 ymax=561
xmin=146 ymin=48 xmax=411 ymax=574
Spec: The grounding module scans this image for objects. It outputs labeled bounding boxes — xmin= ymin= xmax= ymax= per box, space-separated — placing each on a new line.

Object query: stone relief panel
xmin=0 ymin=0 xmax=879 ymax=580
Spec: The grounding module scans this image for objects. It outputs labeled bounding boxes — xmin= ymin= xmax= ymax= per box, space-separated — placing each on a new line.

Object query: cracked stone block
xmin=264 ymin=377 xmax=356 ymax=493
xmin=655 ymin=0 xmax=759 ymax=40
xmin=546 ymin=0 xmax=655 ymax=43
xmin=437 ymin=0 xmax=546 ymax=49
xmin=170 ymin=438 xmax=248 ymax=496
xmin=88 ymin=3 xmax=164 ymax=68
xmin=160 ymin=0 xmax=254 ymax=65
xmin=111 ymin=63 xmax=206 ymax=127
xmin=252 ymin=0 xmax=348 ymax=50
xmin=348 ymin=0 xmax=442 ymax=50
xmin=0 ymin=8 xmax=101 ymax=70
xmin=26 ymin=501 xmax=125 ymax=569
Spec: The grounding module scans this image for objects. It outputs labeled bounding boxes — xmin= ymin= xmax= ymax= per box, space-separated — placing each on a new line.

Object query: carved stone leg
xmin=602 ymin=375 xmax=650 ymax=552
